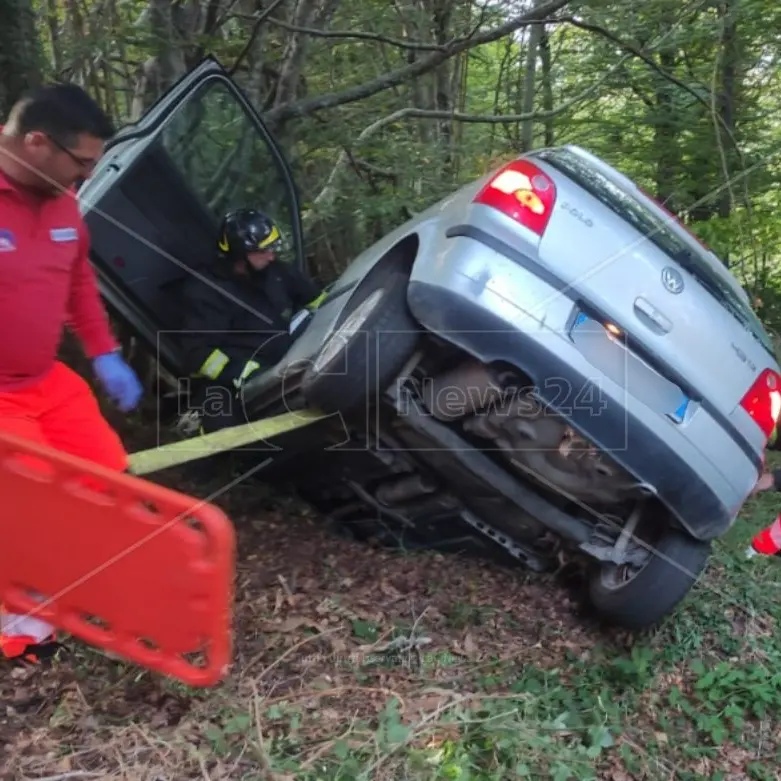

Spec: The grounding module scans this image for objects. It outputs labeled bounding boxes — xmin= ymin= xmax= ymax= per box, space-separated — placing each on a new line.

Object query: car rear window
xmin=535 ymin=147 xmax=774 ymax=356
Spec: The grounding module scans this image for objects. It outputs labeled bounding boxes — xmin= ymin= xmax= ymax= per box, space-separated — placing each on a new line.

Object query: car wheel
xmin=301 ymin=268 xmax=420 ymax=414
xmin=588 ymin=527 xmax=712 ymax=630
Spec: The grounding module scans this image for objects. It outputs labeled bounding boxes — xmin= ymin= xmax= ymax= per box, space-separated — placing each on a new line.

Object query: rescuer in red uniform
xmin=0 ymin=84 xmax=143 ymax=663
xmin=746 ymin=466 xmax=781 ymax=557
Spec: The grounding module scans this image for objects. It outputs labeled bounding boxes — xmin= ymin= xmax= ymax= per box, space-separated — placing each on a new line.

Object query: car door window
xmin=157 ymin=79 xmax=301 ymax=267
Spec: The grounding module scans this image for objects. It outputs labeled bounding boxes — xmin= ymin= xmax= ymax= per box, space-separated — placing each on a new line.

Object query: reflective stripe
xmin=1 ymin=610 xmax=53 ymax=642
xmin=306 ymin=290 xmax=328 ymax=310
xmin=232 ymin=360 xmax=261 ymax=389
xmin=198 ymin=349 xmax=230 ymax=379
xmin=238 ymin=360 xmax=261 ymax=381
xmin=769 ymin=515 xmax=781 ymax=548
xmin=258 ymin=224 xmax=280 ymax=248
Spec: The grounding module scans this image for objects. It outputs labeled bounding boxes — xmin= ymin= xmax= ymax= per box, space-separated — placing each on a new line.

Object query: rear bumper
xmin=406 ymin=278 xmax=735 ymax=540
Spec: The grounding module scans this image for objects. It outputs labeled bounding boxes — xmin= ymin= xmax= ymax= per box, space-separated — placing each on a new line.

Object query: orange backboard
xmin=0 ymin=430 xmax=235 ymax=687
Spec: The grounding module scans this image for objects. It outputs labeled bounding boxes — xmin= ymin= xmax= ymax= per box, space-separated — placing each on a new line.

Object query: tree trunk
xmin=653 ymin=47 xmax=679 ymax=211
xmin=430 ymin=0 xmax=454 ymax=168
xmin=520 ymin=21 xmax=542 ymax=151
xmin=717 ymin=0 xmax=739 ymax=221
xmin=540 ymin=24 xmax=554 ymax=146
xmin=0 ymin=0 xmax=44 ymax=116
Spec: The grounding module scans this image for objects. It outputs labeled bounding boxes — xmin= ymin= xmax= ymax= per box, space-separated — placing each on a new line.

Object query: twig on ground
xmin=251 ymin=681 xmax=278 ymax=779
xmin=362 ymin=693 xmax=472 ymax=776
xmin=262 ymin=684 xmax=408 ymax=712
xmin=243 ymin=625 xmax=346 ymax=678
xmin=299 ymin=715 xmax=360 ymax=769
xmin=277 ymin=573 xmax=294 ymax=598
xmin=25 ymin=774 xmax=104 ymax=781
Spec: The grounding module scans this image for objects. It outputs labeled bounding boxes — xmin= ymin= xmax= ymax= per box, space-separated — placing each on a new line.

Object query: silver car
xmin=79 ymin=56 xmax=781 ymax=629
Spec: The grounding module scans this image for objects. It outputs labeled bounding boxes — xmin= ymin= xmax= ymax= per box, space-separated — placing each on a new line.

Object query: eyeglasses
xmin=46 ymin=134 xmax=98 ymax=171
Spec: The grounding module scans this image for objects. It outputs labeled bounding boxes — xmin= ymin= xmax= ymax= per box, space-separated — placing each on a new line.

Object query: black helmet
xmin=216 ymin=208 xmax=283 ymax=266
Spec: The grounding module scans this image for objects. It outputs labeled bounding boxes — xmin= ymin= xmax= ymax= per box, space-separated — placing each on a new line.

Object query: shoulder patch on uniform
xmin=50 ymin=227 xmax=79 ymax=242
xmin=0 ymin=229 xmax=16 ymax=252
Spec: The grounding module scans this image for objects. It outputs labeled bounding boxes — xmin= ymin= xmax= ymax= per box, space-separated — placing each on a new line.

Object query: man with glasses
xmin=0 ymin=84 xmax=143 ymax=664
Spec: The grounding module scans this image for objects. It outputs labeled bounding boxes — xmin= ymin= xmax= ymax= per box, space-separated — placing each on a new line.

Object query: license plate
xmin=570 ymin=310 xmax=689 ymax=424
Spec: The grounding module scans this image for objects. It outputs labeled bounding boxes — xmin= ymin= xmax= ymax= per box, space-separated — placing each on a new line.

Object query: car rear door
xmin=77 ymin=55 xmax=306 ymax=379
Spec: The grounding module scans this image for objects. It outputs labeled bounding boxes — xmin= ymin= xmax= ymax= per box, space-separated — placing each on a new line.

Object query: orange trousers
xmin=0 ymin=361 xmax=128 ymax=650
xmin=0 ymin=361 xmax=127 ymax=471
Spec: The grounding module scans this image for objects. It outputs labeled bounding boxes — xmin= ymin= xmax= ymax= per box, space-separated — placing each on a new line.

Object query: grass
xmin=5 ymin=453 xmax=781 ymax=780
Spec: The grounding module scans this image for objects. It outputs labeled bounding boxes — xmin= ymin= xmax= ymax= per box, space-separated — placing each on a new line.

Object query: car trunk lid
xmin=529 ymin=145 xmax=780 ymax=446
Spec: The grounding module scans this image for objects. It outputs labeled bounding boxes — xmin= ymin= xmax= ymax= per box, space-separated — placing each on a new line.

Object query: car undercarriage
xmin=230 ymin=337 xmax=660 ymax=583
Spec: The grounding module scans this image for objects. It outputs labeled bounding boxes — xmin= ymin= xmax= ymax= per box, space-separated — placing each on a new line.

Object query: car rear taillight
xmin=474 ymin=160 xmax=557 ymax=236
xmin=740 ymin=368 xmax=781 ymax=439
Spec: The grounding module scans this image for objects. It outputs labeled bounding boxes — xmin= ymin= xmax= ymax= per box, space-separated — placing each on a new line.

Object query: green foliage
xmin=20 ymin=0 xmax=781 ymax=316
xmin=0 ymin=0 xmax=44 ymax=114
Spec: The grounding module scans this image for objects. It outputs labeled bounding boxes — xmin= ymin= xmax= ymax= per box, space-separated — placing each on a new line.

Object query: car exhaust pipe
xmin=392 ymin=401 xmax=594 ymax=546
xmin=421 ymin=359 xmax=506 ymax=421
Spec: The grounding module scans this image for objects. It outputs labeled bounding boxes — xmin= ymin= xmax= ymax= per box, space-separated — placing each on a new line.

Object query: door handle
xmin=634 ymin=297 xmax=672 ymax=335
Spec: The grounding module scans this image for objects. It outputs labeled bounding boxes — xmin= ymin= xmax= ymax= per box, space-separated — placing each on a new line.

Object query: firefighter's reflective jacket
xmin=177 ymin=260 xmax=323 ymax=387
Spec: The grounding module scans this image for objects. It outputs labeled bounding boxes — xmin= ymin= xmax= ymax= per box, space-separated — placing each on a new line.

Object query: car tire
xmin=301 ymin=268 xmax=420 ymax=414
xmin=588 ymin=527 xmax=712 ymax=630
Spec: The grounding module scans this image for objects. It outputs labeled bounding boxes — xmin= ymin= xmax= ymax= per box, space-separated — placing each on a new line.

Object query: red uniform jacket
xmin=0 ymin=168 xmax=117 ymax=391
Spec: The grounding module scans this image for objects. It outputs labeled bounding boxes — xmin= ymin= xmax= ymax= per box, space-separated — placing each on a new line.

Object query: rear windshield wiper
xmin=672 ymin=248 xmax=776 ymax=355
xmin=671 ymin=248 xmax=735 ymax=307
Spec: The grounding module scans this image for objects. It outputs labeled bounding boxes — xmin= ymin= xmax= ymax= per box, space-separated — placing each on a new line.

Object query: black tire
xmin=588 ymin=528 xmax=712 ymax=630
xmin=301 ymin=268 xmax=420 ymax=414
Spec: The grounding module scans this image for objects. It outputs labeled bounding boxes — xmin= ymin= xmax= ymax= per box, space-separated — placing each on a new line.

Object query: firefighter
xmin=742 ymin=460 xmax=781 ymax=558
xmin=176 ymin=208 xmax=325 ymax=433
xmin=0 ymin=84 xmax=143 ymax=663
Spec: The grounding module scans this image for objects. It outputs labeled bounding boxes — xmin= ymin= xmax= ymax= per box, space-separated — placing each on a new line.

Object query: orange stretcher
xmin=0 ymin=429 xmax=235 ymax=687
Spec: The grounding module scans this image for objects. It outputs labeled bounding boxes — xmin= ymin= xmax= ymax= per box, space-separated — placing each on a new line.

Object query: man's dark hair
xmin=6 ymin=83 xmax=115 ymax=145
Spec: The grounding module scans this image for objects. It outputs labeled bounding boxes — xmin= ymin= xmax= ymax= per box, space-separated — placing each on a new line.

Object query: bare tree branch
xmin=266 ymin=0 xmax=572 ymax=125
xmin=259 ymin=14 xmax=445 ymax=51
xmin=304 ymin=50 xmax=629 ymax=224
xmin=556 ymin=13 xmax=747 ymax=167
xmin=229 ymin=0 xmax=287 ymax=75
xmin=558 ymin=16 xmax=714 ymax=118
xmin=273 ymin=0 xmax=323 ymax=108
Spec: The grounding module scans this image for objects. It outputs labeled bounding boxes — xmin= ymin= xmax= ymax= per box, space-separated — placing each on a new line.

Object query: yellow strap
xmin=128 ymin=409 xmax=328 ymax=475
xmin=198 ymin=349 xmax=230 ymax=380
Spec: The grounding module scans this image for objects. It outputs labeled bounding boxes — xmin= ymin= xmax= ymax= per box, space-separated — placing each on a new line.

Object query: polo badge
xmin=50 ymin=227 xmax=78 ymax=242
xmin=0 ymin=229 xmax=16 ymax=252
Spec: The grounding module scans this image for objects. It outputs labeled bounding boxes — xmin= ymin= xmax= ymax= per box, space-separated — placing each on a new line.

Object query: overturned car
xmin=78 ymin=56 xmax=781 ymax=629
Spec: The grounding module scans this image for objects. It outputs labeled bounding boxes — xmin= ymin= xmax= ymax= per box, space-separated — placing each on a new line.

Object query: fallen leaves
xmin=260 ymin=615 xmax=329 ymax=634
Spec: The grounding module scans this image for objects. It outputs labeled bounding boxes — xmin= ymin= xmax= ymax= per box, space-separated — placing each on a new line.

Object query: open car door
xmin=77 ymin=56 xmax=307 ymax=384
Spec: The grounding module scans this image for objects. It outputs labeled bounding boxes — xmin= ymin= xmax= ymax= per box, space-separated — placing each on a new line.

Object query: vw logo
xmin=661 ymin=266 xmax=684 ymax=294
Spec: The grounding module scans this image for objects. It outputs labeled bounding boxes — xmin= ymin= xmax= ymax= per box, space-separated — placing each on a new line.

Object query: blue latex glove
xmin=92 ymin=351 xmax=143 ymax=412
